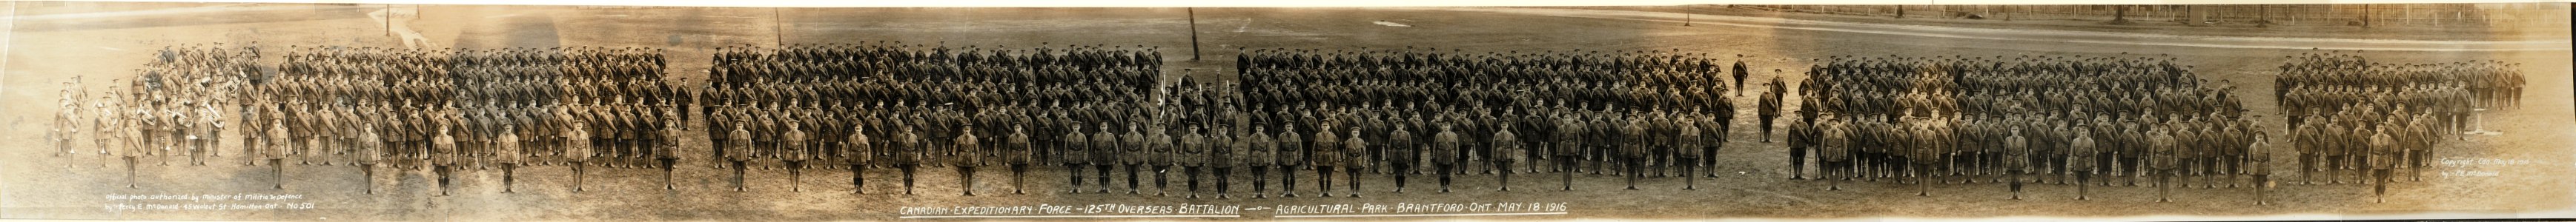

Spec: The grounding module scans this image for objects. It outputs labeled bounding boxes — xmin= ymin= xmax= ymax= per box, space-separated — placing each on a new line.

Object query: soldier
xmin=1387 ymin=124 xmax=1420 ymax=193
xmin=1005 ymin=124 xmax=1033 ymax=195
xmin=360 ymin=124 xmax=385 ymax=194
xmin=2368 ymin=127 xmax=2394 ymax=203
xmin=433 ymin=124 xmax=457 ymax=195
xmin=2070 ymin=127 xmax=2098 ymax=200
xmin=1050 ymin=121 xmax=1082 ymax=193
xmin=785 ymin=121 xmax=809 ymax=192
xmin=1148 ymin=124 xmax=1173 ymax=196
xmin=2250 ymin=131 xmax=2274 ymax=205
xmin=847 ymin=124 xmax=874 ymax=194
xmin=1556 ymin=115 xmax=1586 ymax=190
xmin=1278 ymin=124 xmax=1306 ymax=198
xmin=1245 ymin=126 xmax=1275 ymax=198
xmin=2150 ymin=127 xmax=2179 ymax=202
xmin=1432 ymin=124 xmax=1461 ymax=192
xmin=1787 ymin=110 xmax=1812 ymax=180
xmin=263 ymin=118 xmax=289 ymax=189
xmin=1732 ymin=55 xmax=1750 ymax=96
xmin=1674 ymin=115 xmax=1704 ymax=190
xmin=1492 ymin=124 xmax=1521 ymax=191
xmin=1342 ymin=127 xmax=1368 ymax=198
xmin=1179 ymin=125 xmax=1207 ymax=198
xmin=956 ymin=126 xmax=983 ymax=196
xmin=1313 ymin=124 xmax=1343 ymax=197
xmin=498 ymin=124 xmax=523 ymax=193
xmin=2004 ymin=127 xmax=2029 ymax=200
xmin=1212 ymin=126 xmax=1240 ymax=198
xmin=1759 ymin=75 xmax=1783 ymax=144
xmin=1122 ymin=124 xmax=1147 ymax=195
xmin=1820 ymin=113 xmax=1850 ymax=190
xmin=1616 ymin=117 xmax=1646 ymax=190
xmin=729 ymin=122 xmax=754 ymax=192
xmin=659 ymin=119 xmax=686 ymax=190
xmin=898 ymin=125 xmax=924 ymax=195
xmin=567 ymin=121 xmax=593 ymax=192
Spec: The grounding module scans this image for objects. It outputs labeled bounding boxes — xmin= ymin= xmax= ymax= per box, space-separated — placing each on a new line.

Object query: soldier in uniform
xmin=1314 ymin=124 xmax=1344 ymax=197
xmin=1148 ymin=124 xmax=1173 ymax=196
xmin=2004 ymin=127 xmax=2029 ymax=200
xmin=784 ymin=121 xmax=810 ymax=192
xmin=1122 ymin=124 xmax=1147 ymax=195
xmin=2368 ymin=127 xmax=2394 ymax=203
xmin=567 ymin=121 xmax=593 ymax=192
xmin=898 ymin=125 xmax=924 ymax=195
xmin=1246 ymin=126 xmax=1277 ymax=198
xmin=263 ymin=119 xmax=289 ymax=189
xmin=2249 ymin=131 xmax=2274 ymax=205
xmin=1005 ymin=124 xmax=1033 ymax=195
xmin=954 ymin=126 xmax=982 ymax=196
xmin=1342 ymin=127 xmax=1369 ymax=198
xmin=1674 ymin=115 xmax=1704 ymax=190
xmin=1279 ymin=124 xmax=1307 ymax=198
xmin=2069 ymin=127 xmax=2097 ymax=200
xmin=729 ymin=122 xmax=755 ymax=192
xmin=499 ymin=124 xmax=523 ymax=193
xmin=1818 ymin=113 xmax=1848 ymax=190
xmin=1213 ymin=126 xmax=1241 ymax=198
xmin=1759 ymin=75 xmax=1783 ymax=143
xmin=1387 ymin=124 xmax=1417 ymax=193
xmin=1062 ymin=123 xmax=1088 ymax=194
xmin=433 ymin=124 xmax=458 ymax=195
xmin=2150 ymin=127 xmax=2179 ymax=202
xmin=1492 ymin=124 xmax=1522 ymax=191
xmin=1556 ymin=115 xmax=1586 ymax=190
xmin=1787 ymin=110 xmax=1812 ymax=180
xmin=1618 ymin=117 xmax=1648 ymax=190
xmin=847 ymin=124 xmax=874 ymax=194
xmin=1432 ymin=124 xmax=1462 ymax=192
xmin=1178 ymin=125 xmax=1206 ymax=198
xmin=360 ymin=124 xmax=385 ymax=194
xmin=659 ymin=119 xmax=685 ymax=190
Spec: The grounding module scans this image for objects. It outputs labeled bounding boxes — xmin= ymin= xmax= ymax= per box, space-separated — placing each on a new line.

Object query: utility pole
xmin=1188 ymin=8 xmax=1202 ymax=61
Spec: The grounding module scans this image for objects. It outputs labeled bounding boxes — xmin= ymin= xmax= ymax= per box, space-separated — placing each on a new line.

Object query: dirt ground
xmin=1 ymin=2 xmax=2571 ymax=221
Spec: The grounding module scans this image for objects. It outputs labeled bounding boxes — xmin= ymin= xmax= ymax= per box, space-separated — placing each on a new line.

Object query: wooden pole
xmin=1188 ymin=7 xmax=1201 ymax=61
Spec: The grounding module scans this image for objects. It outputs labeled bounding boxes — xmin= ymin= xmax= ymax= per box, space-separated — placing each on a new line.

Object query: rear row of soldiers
xmin=1787 ymin=55 xmax=2273 ymax=203
xmin=2277 ymin=52 xmax=2523 ymax=203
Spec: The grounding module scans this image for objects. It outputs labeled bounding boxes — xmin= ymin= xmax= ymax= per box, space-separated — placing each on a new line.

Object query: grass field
xmin=2 ymin=3 xmax=2571 ymax=221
